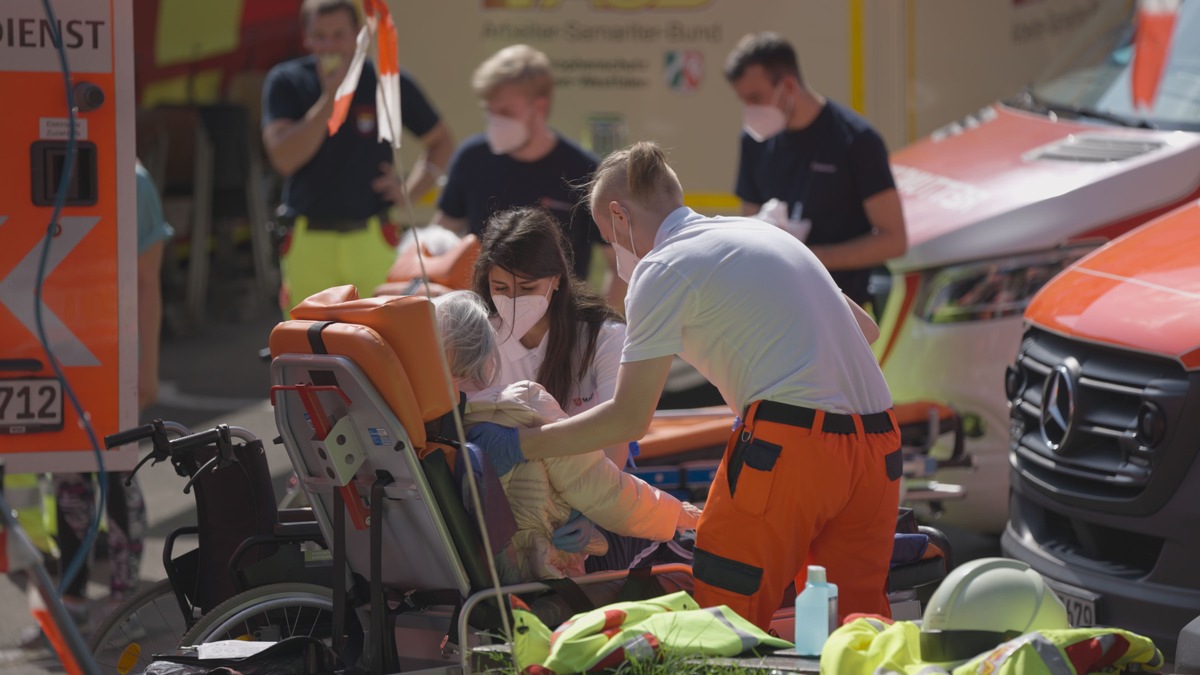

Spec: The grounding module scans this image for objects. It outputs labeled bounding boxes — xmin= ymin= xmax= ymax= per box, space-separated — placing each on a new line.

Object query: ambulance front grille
xmin=1007 ymin=328 xmax=1190 ymax=511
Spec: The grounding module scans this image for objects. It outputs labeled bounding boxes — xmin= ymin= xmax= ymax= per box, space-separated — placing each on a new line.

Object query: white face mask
xmin=610 ymin=211 xmax=640 ymax=283
xmin=485 ymin=113 xmax=530 ymax=155
xmin=492 ymin=288 xmax=551 ymax=345
xmin=742 ymin=104 xmax=787 ymax=142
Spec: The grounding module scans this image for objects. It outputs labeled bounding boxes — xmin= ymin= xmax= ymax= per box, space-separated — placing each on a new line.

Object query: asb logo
xmin=664 ymin=50 xmax=703 ymax=93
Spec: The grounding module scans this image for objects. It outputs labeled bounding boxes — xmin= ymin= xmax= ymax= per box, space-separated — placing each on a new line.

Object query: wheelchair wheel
xmin=180 ymin=582 xmax=334 ymax=646
xmin=89 ymin=579 xmax=190 ymax=675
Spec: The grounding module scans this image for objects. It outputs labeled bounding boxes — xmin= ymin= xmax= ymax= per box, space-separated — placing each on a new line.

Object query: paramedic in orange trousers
xmin=471 ymin=141 xmax=903 ymax=631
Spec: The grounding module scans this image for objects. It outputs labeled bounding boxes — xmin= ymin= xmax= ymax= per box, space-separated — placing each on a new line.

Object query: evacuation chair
xmin=267 ymin=286 xmax=691 ymax=674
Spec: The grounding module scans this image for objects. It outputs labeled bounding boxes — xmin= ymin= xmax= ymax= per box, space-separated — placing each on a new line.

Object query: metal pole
xmin=0 ymin=489 xmax=101 ymax=675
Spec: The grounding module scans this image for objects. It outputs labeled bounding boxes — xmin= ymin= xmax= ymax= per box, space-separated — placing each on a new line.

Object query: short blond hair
xmin=472 ymin=44 xmax=554 ymax=100
xmin=588 ymin=141 xmax=683 ymax=214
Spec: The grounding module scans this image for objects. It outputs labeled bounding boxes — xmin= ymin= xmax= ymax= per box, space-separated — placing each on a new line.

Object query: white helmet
xmin=920 ymin=557 xmax=1069 ymax=663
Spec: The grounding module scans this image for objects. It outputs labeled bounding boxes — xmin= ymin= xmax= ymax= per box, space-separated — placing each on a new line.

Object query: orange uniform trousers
xmin=692 ymin=400 xmax=902 ymax=631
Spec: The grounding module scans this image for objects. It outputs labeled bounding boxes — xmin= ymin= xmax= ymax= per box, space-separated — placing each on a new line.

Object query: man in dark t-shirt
xmin=725 ymin=32 xmax=907 ymax=305
xmin=262 ymin=0 xmax=453 ymax=311
xmin=433 ymin=45 xmax=616 ymax=294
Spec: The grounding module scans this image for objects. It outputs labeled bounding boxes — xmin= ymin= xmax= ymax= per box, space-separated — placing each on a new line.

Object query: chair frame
xmin=270 ymin=350 xmax=693 ymax=674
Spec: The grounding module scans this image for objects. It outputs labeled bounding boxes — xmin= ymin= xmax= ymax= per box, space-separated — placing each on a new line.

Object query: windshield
xmin=1018 ymin=0 xmax=1200 ymax=130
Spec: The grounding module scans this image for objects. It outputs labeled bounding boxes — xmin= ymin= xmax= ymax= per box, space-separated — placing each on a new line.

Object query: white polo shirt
xmin=495 ymin=319 xmax=626 ymax=417
xmin=622 ymin=207 xmax=892 ymax=415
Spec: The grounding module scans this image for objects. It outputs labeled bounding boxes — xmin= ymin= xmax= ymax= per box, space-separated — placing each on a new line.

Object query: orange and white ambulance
xmin=1001 ymin=199 xmax=1200 ymax=658
xmin=0 ymin=0 xmax=137 ymax=473
xmin=875 ymin=0 xmax=1200 ymax=532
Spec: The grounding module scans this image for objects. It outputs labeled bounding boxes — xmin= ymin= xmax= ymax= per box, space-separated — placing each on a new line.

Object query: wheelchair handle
xmin=105 ymin=420 xmax=192 ymax=451
xmin=104 ymin=423 xmax=157 ymax=450
xmin=169 ymin=425 xmax=258 ymax=454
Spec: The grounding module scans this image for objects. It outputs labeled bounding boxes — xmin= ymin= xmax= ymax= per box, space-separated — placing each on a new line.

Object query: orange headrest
xmin=386 ymin=234 xmax=481 ymax=291
xmin=270 ymin=319 xmax=432 ymax=449
xmin=274 ymin=286 xmax=458 ymax=435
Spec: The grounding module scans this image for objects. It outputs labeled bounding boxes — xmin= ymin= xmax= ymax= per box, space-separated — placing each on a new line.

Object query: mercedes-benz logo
xmin=1040 ymin=363 xmax=1076 ymax=453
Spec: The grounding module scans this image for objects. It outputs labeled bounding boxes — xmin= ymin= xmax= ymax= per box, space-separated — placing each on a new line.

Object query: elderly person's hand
xmin=465 ymin=422 xmax=525 ymax=477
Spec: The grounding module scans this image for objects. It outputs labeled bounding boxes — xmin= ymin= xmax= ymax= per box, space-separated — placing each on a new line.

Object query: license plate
xmin=0 ymin=378 xmax=64 ymax=434
xmin=1045 ymin=578 xmax=1100 ymax=627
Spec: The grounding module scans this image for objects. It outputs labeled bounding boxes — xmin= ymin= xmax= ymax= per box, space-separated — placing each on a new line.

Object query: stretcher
xmin=373 ymin=232 xmax=481 ymax=297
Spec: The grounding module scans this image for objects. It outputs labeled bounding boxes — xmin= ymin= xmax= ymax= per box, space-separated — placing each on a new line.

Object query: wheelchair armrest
xmin=163 ymin=525 xmax=200 ymax=571
xmin=273 ymin=519 xmax=324 ymax=540
xmin=918 ymin=524 xmax=954 ymax=571
xmin=277 ymin=507 xmax=316 ymax=523
xmin=887 ymin=556 xmax=947 ymax=593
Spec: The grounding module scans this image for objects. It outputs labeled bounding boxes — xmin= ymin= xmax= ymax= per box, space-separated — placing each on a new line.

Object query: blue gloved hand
xmin=464 ymin=422 xmax=524 ymax=477
xmin=551 ymin=509 xmax=597 ymax=553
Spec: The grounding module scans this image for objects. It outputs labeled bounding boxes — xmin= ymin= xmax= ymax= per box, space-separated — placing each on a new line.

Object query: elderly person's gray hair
xmin=433 ymin=291 xmax=499 ymax=390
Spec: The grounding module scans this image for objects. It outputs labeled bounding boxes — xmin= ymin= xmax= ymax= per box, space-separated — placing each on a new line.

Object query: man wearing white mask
xmin=435 ymin=45 xmax=621 ymax=303
xmin=726 ymin=32 xmax=906 ymax=306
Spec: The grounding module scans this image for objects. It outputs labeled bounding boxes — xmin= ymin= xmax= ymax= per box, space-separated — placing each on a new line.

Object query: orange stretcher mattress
xmin=636 ymin=407 xmax=736 ymax=462
xmin=636 ymin=401 xmax=957 ymax=464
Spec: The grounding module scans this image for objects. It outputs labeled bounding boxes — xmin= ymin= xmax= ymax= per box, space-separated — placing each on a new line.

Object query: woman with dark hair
xmin=471 ymin=206 xmax=629 ymax=466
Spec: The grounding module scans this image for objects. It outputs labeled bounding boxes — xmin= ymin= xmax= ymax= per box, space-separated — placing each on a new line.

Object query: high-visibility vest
xmin=821 ymin=616 xmax=1164 ymax=675
xmin=2 ymin=474 xmax=57 ymax=557
xmin=511 ymin=591 xmax=792 ymax=674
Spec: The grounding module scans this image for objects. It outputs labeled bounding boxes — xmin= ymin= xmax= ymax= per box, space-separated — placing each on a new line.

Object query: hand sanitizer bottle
xmin=794 ymin=565 xmax=837 ymax=657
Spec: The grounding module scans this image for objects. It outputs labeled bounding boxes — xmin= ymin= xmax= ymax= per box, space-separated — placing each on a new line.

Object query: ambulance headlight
xmin=914 ymin=244 xmax=1098 ymax=324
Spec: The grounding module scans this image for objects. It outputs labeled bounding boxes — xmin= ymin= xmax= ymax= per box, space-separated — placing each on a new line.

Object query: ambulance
xmin=875 ymin=0 xmax=1200 ymax=532
xmin=1001 ymin=199 xmax=1200 ymax=658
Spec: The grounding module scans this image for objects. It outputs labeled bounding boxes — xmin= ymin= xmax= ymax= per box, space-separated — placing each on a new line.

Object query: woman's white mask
xmin=485 ymin=113 xmax=530 ymax=155
xmin=492 ymin=288 xmax=551 ymax=345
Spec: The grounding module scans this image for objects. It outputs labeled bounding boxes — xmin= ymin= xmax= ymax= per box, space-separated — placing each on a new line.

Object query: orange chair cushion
xmin=287 ymin=286 xmax=457 ymax=424
xmin=386 ymin=234 xmax=480 ymax=291
xmin=269 ymin=320 xmax=429 ymax=450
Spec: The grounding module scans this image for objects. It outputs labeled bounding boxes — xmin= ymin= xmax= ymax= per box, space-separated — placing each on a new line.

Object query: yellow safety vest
xmin=511 ymin=590 xmax=792 ymax=674
xmin=821 ymin=617 xmax=1163 ymax=675
xmin=2 ymin=474 xmax=57 ymax=557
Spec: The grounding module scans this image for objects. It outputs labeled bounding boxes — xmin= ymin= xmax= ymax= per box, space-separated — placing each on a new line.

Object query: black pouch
xmin=727 ymin=436 xmax=782 ymax=516
xmin=885 ymin=448 xmax=903 ymax=481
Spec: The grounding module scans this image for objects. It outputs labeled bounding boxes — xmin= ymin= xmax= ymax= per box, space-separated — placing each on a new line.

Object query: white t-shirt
xmin=495 ymin=319 xmax=626 ymax=417
xmin=622 ymin=207 xmax=892 ymax=416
